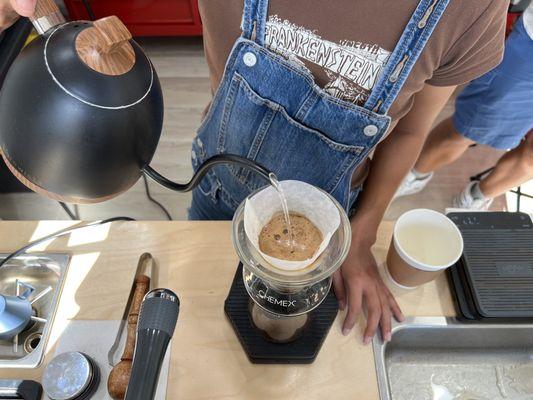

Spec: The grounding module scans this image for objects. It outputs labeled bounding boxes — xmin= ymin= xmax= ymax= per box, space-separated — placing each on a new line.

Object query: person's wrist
xmin=350 ymin=214 xmax=379 ymax=248
xmin=344 ymin=224 xmax=379 ymax=274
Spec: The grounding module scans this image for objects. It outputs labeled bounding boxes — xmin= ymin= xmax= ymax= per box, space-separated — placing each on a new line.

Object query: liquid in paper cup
xmin=386 ymin=209 xmax=463 ymax=288
xmin=244 ymin=180 xmax=340 ymax=271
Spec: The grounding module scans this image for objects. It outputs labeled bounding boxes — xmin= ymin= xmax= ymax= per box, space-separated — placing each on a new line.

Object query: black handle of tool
xmin=0 ymin=379 xmax=42 ymax=400
xmin=124 ymin=289 xmax=180 ymax=400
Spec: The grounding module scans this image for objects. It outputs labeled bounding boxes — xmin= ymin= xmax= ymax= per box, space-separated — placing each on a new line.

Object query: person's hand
xmin=333 ymin=233 xmax=404 ymax=344
xmin=0 ymin=0 xmax=36 ymax=32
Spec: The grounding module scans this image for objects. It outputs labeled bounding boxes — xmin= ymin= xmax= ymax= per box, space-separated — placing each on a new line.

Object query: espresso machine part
xmin=124 ymin=288 xmax=179 ymax=400
xmin=107 ymin=274 xmax=150 ymax=400
xmin=42 ymin=352 xmax=100 ymax=400
xmin=0 ymin=281 xmax=34 ymax=340
xmin=226 ymin=187 xmax=352 ymax=363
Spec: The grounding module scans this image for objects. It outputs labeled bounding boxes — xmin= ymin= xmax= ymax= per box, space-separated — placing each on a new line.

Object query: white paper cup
xmin=386 ymin=209 xmax=463 ymax=288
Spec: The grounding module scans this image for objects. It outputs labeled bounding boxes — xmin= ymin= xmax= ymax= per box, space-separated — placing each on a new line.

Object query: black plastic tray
xmin=447 ymin=212 xmax=533 ymax=321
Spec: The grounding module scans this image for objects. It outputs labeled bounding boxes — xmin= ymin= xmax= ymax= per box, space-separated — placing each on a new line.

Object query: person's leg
xmin=413 ymin=117 xmax=475 ymax=174
xmin=478 ymin=131 xmax=533 ymax=198
xmin=451 ymin=17 xmax=533 ymax=209
xmin=395 ymin=117 xmax=474 ymax=198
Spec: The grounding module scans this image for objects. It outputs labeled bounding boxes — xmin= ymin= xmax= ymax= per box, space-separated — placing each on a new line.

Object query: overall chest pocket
xmin=216 ymin=72 xmax=365 ymax=197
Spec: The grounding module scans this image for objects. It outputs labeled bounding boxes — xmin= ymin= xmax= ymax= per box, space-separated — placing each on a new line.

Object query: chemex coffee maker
xmin=0 ymin=0 xmax=351 ymax=364
xmin=228 ymin=186 xmax=351 ymax=363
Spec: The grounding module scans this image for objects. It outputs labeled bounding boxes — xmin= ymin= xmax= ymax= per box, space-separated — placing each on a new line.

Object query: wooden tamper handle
xmin=76 ymin=16 xmax=136 ymax=76
xmin=107 ymin=274 xmax=150 ymax=400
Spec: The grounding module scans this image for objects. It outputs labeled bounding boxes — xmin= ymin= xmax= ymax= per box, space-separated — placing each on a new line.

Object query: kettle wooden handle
xmin=29 ymin=0 xmax=66 ymax=34
xmin=76 ymin=16 xmax=136 ymax=76
xmin=30 ymin=0 xmax=60 ymax=20
xmin=121 ymin=275 xmax=150 ymax=360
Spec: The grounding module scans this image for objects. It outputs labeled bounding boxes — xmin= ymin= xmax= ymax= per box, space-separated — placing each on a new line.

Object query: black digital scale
xmin=448 ymin=212 xmax=533 ymax=321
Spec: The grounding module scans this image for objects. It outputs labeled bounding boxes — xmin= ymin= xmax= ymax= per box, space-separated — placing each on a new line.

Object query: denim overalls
xmin=189 ymin=0 xmax=449 ymax=220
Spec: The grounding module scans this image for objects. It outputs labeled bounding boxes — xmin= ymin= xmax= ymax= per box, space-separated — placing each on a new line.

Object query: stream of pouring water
xmin=268 ymin=173 xmax=294 ymax=249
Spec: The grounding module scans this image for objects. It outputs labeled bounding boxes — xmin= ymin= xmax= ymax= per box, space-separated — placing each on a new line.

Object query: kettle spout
xmin=143 ymin=154 xmax=273 ymax=193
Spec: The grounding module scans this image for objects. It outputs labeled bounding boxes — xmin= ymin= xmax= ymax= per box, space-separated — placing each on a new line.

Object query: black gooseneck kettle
xmin=0 ymin=0 xmax=270 ymax=204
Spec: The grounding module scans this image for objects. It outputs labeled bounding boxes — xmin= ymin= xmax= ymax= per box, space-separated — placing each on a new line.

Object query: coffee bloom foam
xmin=244 ymin=180 xmax=340 ymax=271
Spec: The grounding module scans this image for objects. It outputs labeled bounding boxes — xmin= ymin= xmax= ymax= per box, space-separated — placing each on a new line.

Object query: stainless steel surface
xmin=0 ymin=379 xmax=22 ymax=397
xmin=146 ymin=288 xmax=179 ymax=303
xmin=0 ymin=253 xmax=70 ymax=368
xmin=42 ymin=351 xmax=92 ymax=400
xmin=373 ymin=317 xmax=533 ymax=400
xmin=0 ymin=379 xmax=42 ymax=399
xmin=23 ymin=332 xmax=42 ymax=353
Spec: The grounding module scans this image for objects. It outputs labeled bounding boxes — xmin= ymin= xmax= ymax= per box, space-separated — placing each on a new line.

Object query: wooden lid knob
xmin=76 ymin=16 xmax=136 ymax=76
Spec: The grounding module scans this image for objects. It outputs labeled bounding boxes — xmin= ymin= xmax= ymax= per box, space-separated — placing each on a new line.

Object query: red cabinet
xmin=64 ymin=0 xmax=203 ymax=36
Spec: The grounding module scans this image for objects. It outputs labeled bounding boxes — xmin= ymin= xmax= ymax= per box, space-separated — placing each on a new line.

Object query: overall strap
xmin=364 ymin=0 xmax=450 ymax=114
xmin=241 ymin=0 xmax=270 ymax=46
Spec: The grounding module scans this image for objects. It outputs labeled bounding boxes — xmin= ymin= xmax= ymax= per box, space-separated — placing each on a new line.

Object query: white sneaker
xmin=452 ymin=182 xmax=493 ymax=210
xmin=395 ymin=170 xmax=433 ymax=198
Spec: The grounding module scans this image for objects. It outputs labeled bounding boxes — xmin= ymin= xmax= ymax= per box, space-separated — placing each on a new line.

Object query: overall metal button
xmin=243 ymin=52 xmax=257 ymax=67
xmin=363 ymin=125 xmax=379 ymax=137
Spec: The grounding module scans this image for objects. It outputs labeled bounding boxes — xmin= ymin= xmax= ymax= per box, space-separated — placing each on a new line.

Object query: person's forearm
xmin=351 ymin=128 xmax=426 ymax=242
xmin=350 ymin=84 xmax=457 ymax=244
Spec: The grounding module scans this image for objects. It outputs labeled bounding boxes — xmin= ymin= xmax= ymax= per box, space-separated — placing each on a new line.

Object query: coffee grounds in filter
xmin=259 ymin=213 xmax=323 ymax=261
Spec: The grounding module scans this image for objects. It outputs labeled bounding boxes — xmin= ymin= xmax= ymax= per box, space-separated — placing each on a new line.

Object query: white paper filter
xmin=244 ymin=180 xmax=340 ymax=271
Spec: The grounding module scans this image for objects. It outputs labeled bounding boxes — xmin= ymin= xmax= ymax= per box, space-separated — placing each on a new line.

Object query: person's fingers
xmin=342 ymin=282 xmax=363 ymax=336
xmin=0 ymin=1 xmax=17 ymax=30
xmin=9 ymin=0 xmax=36 ymax=17
xmin=332 ymin=271 xmax=346 ymax=310
xmin=363 ymin=287 xmax=381 ymax=345
xmin=383 ymin=285 xmax=405 ymax=322
xmin=379 ymin=295 xmax=392 ymax=343
xmin=389 ymin=294 xmax=404 ymax=322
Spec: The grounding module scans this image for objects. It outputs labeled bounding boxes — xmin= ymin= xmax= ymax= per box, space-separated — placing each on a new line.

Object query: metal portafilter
xmin=124 ymin=289 xmax=180 ymax=400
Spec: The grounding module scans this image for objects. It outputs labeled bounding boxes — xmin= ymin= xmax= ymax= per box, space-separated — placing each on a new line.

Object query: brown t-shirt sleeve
xmin=427 ymin=1 xmax=508 ymax=87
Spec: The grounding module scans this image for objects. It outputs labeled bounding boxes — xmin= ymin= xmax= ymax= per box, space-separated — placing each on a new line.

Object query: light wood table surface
xmin=0 ymin=221 xmax=455 ymax=399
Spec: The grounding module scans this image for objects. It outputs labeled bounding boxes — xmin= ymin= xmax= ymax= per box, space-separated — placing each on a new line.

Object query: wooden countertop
xmin=0 ymin=221 xmax=455 ymax=399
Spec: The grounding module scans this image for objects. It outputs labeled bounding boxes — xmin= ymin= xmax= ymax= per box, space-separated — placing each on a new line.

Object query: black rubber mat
xmin=448 ymin=212 xmax=533 ymax=321
xmin=224 ymin=263 xmax=338 ymax=364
